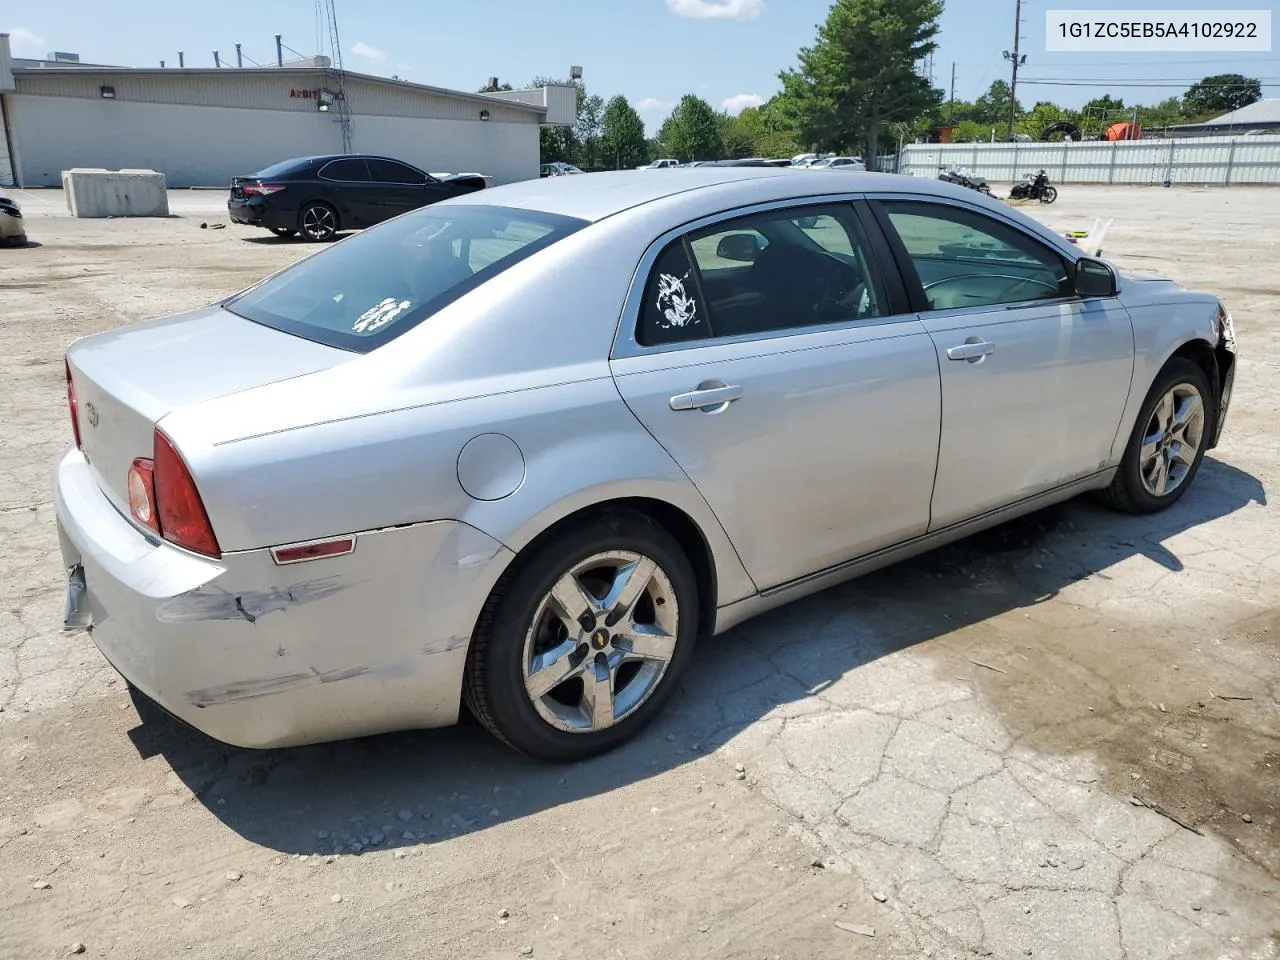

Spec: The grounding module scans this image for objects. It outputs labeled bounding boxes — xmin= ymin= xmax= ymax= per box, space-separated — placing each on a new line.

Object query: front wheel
xmin=1100 ymin=358 xmax=1213 ymax=514
xmin=464 ymin=511 xmax=699 ymax=761
xmin=298 ymin=203 xmax=339 ymax=242
xmin=1040 ymin=186 xmax=1058 ymax=204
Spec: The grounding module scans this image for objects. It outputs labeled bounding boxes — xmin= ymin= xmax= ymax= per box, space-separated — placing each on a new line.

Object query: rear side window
xmin=319 ymin=158 xmax=372 ymax=182
xmin=224 ymin=205 xmax=588 ymax=352
xmin=638 ymin=241 xmax=706 ymax=347
xmin=367 ymin=159 xmax=428 ymax=184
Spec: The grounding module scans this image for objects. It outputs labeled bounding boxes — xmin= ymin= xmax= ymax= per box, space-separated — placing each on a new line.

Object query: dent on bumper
xmin=54 ymin=448 xmax=513 ymax=748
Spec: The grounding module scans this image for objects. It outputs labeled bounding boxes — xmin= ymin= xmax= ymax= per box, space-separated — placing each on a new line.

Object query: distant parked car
xmin=639 ymin=158 xmax=680 ymax=170
xmin=808 ymin=156 xmax=866 ymax=171
xmin=227 ymin=155 xmax=487 ymax=242
xmin=0 ymin=189 xmax=26 ymax=246
xmin=541 ymin=162 xmax=584 ymax=178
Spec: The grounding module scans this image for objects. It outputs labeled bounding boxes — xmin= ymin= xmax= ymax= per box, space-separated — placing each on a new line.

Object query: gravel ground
xmin=1 ymin=185 xmax=1277 ymax=960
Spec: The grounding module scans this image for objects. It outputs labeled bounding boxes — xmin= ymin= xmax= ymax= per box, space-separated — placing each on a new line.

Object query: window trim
xmin=613 ymin=193 xmax=915 ymax=359
xmin=317 ymin=158 xmax=373 ymax=183
xmin=867 ymin=196 xmax=1089 ymax=315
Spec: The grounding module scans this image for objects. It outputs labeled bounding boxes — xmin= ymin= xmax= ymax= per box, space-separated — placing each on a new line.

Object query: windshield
xmin=224 ymin=204 xmax=588 ymax=352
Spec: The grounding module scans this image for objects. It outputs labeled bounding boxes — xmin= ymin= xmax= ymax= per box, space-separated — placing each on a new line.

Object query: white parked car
xmin=0 ymin=189 xmax=26 ymax=246
xmin=639 ymin=159 xmax=681 ymax=170
xmin=809 ymin=156 xmax=866 ymax=171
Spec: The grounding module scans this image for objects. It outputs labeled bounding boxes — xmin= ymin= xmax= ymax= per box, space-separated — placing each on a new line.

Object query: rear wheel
xmin=464 ymin=511 xmax=699 ymax=762
xmin=298 ymin=203 xmax=339 ymax=242
xmin=1100 ymin=358 xmax=1212 ymax=514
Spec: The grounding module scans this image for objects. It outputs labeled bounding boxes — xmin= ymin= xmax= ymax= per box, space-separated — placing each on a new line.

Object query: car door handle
xmin=946 ymin=339 xmax=996 ymax=362
xmin=669 ymin=384 xmax=744 ymax=411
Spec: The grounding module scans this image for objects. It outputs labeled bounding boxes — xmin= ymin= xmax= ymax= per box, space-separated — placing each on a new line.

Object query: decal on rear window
xmin=655 ymin=272 xmax=699 ymax=331
xmin=352 ymin=297 xmax=412 ymax=334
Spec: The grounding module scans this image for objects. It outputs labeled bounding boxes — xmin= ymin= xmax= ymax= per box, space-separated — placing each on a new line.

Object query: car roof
xmin=437 ymin=167 xmax=963 ymax=223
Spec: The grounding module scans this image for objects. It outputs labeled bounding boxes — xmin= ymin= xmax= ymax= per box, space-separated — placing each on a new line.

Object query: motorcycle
xmin=937 ymin=166 xmax=992 ymax=196
xmin=1009 ymin=169 xmax=1058 ymax=204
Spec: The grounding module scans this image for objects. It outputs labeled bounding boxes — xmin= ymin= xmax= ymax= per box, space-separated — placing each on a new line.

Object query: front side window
xmin=225 ymin=205 xmax=587 ymax=352
xmin=879 ymin=200 xmax=1072 ymax=311
xmin=319 ymin=158 xmax=371 ymax=182
xmin=637 ymin=204 xmax=886 ymax=347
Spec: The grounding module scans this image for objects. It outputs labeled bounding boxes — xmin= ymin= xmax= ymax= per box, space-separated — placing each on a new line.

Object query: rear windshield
xmin=251 ymin=158 xmax=314 ymax=179
xmin=224 ymin=204 xmax=588 ymax=352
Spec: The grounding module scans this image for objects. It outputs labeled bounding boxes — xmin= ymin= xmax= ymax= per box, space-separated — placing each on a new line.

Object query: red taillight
xmin=127 ymin=458 xmax=159 ymax=533
xmin=153 ymin=429 xmax=221 ymax=558
xmin=241 ymin=182 xmax=286 ymax=196
xmin=65 ymin=357 xmax=82 ymax=449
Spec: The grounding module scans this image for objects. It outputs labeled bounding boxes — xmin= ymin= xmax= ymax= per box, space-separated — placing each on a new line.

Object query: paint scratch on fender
xmin=155 ymin=577 xmax=350 ymax=625
xmin=185 ymin=665 xmax=371 ymax=708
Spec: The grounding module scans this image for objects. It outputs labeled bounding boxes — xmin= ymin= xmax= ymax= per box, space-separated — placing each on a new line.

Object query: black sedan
xmin=227 ymin=155 xmax=487 ymax=241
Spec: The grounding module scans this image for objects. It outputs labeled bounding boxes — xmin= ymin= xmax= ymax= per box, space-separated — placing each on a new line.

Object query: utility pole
xmin=235 ymin=43 xmax=243 ymax=68
xmin=213 ymin=50 xmax=221 ymax=68
xmin=948 ymin=61 xmax=957 ymax=124
xmin=178 ymin=51 xmax=184 ymax=68
xmin=1002 ymin=0 xmax=1027 ymax=140
xmin=275 ymin=34 xmax=283 ymax=68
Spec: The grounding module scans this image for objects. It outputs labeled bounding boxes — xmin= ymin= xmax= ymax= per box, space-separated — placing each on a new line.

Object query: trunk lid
xmin=67 ymin=305 xmax=350 ymax=520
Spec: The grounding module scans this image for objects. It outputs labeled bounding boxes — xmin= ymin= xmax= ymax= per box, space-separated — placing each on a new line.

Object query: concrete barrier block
xmin=61 ymin=168 xmax=170 ymax=218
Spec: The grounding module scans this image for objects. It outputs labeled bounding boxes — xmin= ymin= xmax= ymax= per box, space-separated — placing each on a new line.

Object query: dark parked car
xmin=227 ymin=155 xmax=487 ymax=241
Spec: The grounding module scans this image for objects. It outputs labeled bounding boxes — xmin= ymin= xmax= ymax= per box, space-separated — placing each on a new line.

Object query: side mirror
xmin=716 ymin=232 xmax=762 ymax=262
xmin=1074 ymin=257 xmax=1117 ymax=298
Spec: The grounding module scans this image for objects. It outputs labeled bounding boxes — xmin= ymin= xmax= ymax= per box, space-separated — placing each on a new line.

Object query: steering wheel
xmin=921 ymin=274 xmax=1061 ymax=310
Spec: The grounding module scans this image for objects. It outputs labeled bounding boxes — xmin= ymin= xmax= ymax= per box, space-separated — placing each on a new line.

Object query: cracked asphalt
xmin=1 ymin=186 xmax=1277 ymax=959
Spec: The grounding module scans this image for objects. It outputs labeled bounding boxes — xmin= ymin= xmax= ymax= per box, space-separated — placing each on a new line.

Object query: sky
xmin=5 ymin=0 xmax=1279 ymax=132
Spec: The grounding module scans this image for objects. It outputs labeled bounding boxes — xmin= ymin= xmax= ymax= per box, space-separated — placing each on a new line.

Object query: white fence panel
xmin=897 ymin=135 xmax=1280 ymax=186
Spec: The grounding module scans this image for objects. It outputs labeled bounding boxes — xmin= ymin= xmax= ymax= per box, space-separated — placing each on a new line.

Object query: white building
xmin=0 ymin=34 xmax=575 ymax=188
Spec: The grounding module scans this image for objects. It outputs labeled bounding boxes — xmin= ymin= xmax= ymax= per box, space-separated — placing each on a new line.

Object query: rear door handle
xmin=946 ymin=339 xmax=996 ymax=362
xmin=669 ymin=384 xmax=744 ymax=411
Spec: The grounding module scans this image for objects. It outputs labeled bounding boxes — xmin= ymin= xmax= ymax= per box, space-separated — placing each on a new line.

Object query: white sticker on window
xmin=655 ymin=272 xmax=699 ymax=330
xmin=352 ymin=298 xmax=412 ymax=334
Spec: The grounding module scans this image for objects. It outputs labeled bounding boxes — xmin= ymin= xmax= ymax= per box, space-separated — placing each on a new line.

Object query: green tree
xmin=972 ymin=79 xmax=1021 ymax=128
xmin=658 ymin=95 xmax=724 ymax=162
xmin=477 ymin=81 xmax=513 ymax=93
xmin=1183 ymin=74 xmax=1262 ymax=118
xmin=774 ymin=0 xmax=943 ymax=169
xmin=600 ymin=95 xmax=649 ymax=169
xmin=576 ymin=94 xmax=605 ymax=168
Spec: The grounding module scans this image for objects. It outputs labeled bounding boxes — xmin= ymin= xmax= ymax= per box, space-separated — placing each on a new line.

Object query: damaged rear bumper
xmin=54 ymin=447 xmax=512 ymax=748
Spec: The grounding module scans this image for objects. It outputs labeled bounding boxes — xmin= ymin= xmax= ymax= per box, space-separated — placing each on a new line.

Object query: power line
xmin=1020 ymin=78 xmax=1278 ymax=87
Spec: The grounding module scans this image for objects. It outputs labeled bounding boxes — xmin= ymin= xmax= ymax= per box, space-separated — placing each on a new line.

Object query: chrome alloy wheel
xmin=301 ymin=204 xmax=336 ymax=240
xmin=1140 ymin=382 xmax=1205 ymax=497
xmin=521 ymin=551 xmax=679 ymax=733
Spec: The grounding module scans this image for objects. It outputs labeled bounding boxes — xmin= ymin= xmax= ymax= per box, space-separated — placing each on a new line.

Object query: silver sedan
xmin=56 ymin=169 xmax=1237 ymax=761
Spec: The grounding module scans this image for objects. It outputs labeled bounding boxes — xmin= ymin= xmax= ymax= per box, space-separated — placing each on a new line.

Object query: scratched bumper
xmin=54 ymin=447 xmax=513 ymax=748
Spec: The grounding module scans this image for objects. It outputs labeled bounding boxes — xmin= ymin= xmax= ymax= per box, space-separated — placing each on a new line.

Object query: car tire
xmin=1099 ymin=358 xmax=1213 ymax=514
xmin=298 ymin=202 xmax=339 ymax=242
xmin=269 ymin=227 xmax=297 ymax=238
xmin=463 ymin=509 xmax=699 ymax=762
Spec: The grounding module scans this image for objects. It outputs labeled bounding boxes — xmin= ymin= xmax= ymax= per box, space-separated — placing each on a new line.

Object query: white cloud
xmin=636 ymin=97 xmax=671 ymax=113
xmin=4 ymin=27 xmax=47 ymax=55
xmin=721 ymin=93 xmax=764 ymax=115
xmin=350 ymin=41 xmax=387 ymax=61
xmin=666 ymin=0 xmax=763 ymax=21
